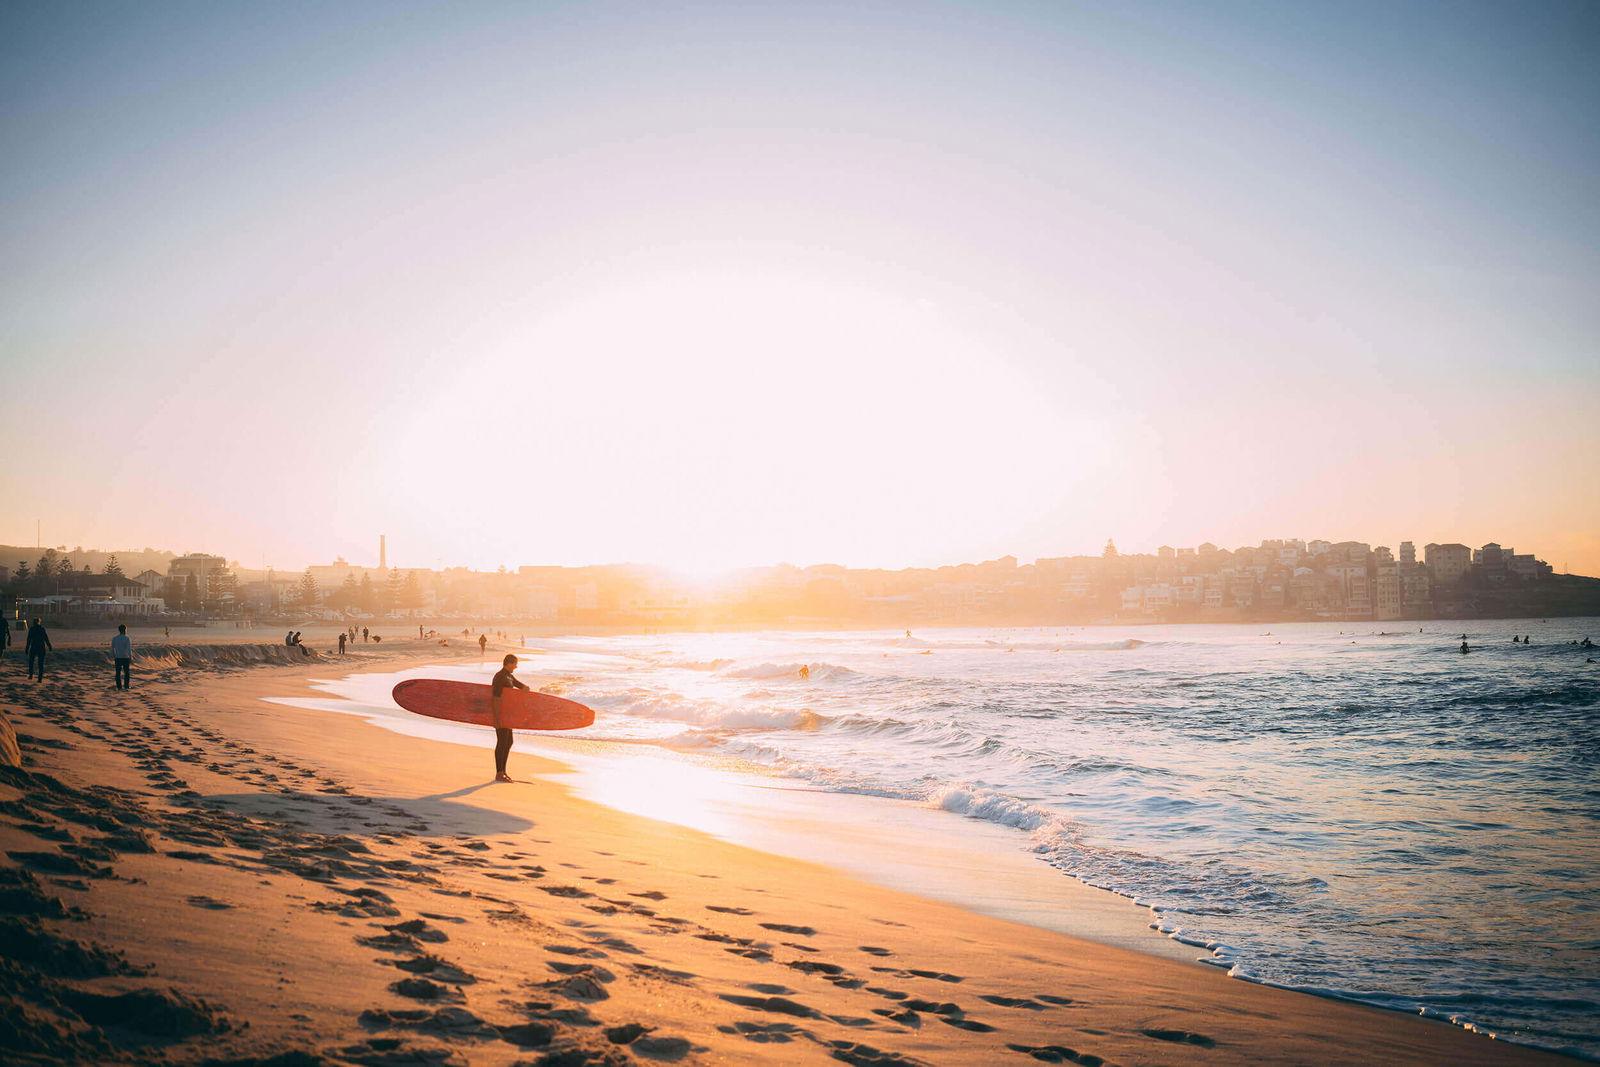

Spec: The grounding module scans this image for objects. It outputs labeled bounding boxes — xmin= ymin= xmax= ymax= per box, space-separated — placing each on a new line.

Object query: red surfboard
xmin=392 ymin=679 xmax=595 ymax=731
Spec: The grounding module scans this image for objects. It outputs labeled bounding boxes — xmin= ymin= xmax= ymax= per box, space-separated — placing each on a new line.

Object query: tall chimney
xmin=380 ymin=534 xmax=387 ymax=571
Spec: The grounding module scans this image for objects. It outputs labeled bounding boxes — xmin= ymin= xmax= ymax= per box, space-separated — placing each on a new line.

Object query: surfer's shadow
xmin=203 ymin=791 xmax=535 ymax=837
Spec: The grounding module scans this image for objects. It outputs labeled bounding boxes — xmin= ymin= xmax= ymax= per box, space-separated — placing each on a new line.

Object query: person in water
xmin=1460 ymin=641 xmax=1471 ymax=654
xmin=490 ymin=653 xmax=529 ymax=782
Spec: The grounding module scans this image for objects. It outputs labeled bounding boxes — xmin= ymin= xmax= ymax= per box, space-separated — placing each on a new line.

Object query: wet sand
xmin=0 ymin=646 xmax=1579 ymax=1064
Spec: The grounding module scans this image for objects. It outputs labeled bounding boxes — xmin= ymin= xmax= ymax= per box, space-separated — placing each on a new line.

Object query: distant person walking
xmin=25 ymin=619 xmax=52 ymax=681
xmin=338 ymin=632 xmax=347 ymax=655
xmin=111 ymin=624 xmax=133 ymax=689
xmin=490 ymin=653 xmax=529 ymax=782
xmin=478 ymin=633 xmax=488 ymax=655
xmin=362 ymin=627 xmax=370 ymax=643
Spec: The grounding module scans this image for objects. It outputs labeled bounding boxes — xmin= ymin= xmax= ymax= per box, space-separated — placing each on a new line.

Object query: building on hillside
xmin=1425 ymin=543 xmax=1473 ymax=584
xmin=27 ymin=573 xmax=163 ymax=615
xmin=134 ymin=569 xmax=167 ymax=599
xmin=169 ymin=554 xmax=230 ymax=587
xmin=1373 ymin=563 xmax=1402 ymax=621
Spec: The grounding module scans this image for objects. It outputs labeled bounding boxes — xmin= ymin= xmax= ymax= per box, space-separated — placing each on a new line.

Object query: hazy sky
xmin=3 ymin=1 xmax=1597 ymax=575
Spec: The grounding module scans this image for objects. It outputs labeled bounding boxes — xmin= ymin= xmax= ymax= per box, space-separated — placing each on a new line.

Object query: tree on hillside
xmin=183 ymin=574 xmax=201 ymax=613
xmin=104 ymin=555 xmax=124 ymax=577
xmin=295 ymin=570 xmax=320 ymax=612
xmin=10 ymin=560 xmax=31 ymax=596
xmin=386 ymin=568 xmax=405 ymax=616
xmin=401 ymin=571 xmax=423 ymax=615
xmin=328 ymin=573 xmax=361 ymax=613
xmin=358 ymin=572 xmax=376 ymax=615
xmin=206 ymin=567 xmax=238 ymax=614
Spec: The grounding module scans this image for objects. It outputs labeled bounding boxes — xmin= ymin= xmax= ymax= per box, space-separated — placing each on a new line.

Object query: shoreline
xmin=271 ymin=661 xmax=1205 ymax=967
xmin=0 ymin=648 xmax=1582 ymax=1064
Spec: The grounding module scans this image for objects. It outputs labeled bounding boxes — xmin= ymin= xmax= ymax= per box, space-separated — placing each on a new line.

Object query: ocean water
xmin=519 ymin=621 xmax=1600 ymax=1059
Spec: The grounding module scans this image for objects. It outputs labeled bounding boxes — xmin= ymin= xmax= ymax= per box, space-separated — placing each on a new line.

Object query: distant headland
xmin=4 ymin=535 xmax=1596 ymax=628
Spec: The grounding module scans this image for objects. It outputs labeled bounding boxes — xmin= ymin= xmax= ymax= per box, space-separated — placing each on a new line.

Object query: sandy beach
xmin=0 ymin=644 xmax=1580 ymax=1065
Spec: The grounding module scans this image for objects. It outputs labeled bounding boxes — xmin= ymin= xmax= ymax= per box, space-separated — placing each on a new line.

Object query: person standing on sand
xmin=111 ymin=624 xmax=133 ymax=689
xmin=490 ymin=653 xmax=529 ymax=782
xmin=25 ymin=618 xmax=52 ymax=681
xmin=478 ymin=633 xmax=488 ymax=655
xmin=362 ymin=626 xmax=369 ymax=643
xmin=338 ymin=632 xmax=347 ymax=655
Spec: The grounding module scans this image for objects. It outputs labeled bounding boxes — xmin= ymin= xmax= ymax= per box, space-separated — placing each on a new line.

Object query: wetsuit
xmin=26 ymin=623 xmax=52 ymax=681
xmin=490 ymin=666 xmax=529 ymax=779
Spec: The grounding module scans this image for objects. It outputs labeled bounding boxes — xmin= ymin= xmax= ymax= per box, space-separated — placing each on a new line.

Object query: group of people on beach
xmin=0 ymin=618 xmax=132 ymax=686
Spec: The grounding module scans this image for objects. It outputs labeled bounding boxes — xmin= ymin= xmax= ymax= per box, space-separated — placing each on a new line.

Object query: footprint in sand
xmin=1006 ymin=1044 xmax=1105 ymax=1065
xmin=1142 ymin=1028 xmax=1217 ymax=1048
xmin=979 ymin=994 xmax=1049 ymax=1010
xmin=938 ymin=1015 xmax=996 ymax=1032
xmin=829 ymin=1041 xmax=930 ymax=1066
xmin=786 ymin=960 xmax=845 ymax=977
xmin=389 ymin=954 xmax=476 ymax=984
xmin=905 ymin=968 xmax=964 ymax=983
xmin=758 ymin=922 xmax=815 ymax=936
xmin=547 ymin=961 xmax=616 ymax=983
xmin=719 ymin=994 xmax=818 ymax=1019
xmin=184 ymin=895 xmax=234 ymax=910
xmin=718 ymin=1019 xmax=803 ymax=1044
xmin=706 ymin=904 xmax=754 ymax=915
xmin=858 ymin=945 xmax=893 ymax=956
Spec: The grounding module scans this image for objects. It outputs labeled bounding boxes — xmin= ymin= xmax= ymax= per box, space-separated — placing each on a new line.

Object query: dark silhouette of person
xmin=1460 ymin=641 xmax=1471 ymax=654
xmin=112 ymin=624 xmax=132 ymax=689
xmin=490 ymin=653 xmax=529 ymax=783
xmin=479 ymin=634 xmax=488 ymax=655
xmin=285 ymin=630 xmax=295 ymax=647
xmin=0 ymin=618 xmax=10 ymax=665
xmin=362 ymin=627 xmax=369 ymax=643
xmin=338 ymin=632 xmax=347 ymax=655
xmin=25 ymin=618 xmax=52 ymax=681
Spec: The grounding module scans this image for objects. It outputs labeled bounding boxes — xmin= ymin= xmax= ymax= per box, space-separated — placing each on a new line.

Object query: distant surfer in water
xmin=491 ymin=653 xmax=529 ymax=782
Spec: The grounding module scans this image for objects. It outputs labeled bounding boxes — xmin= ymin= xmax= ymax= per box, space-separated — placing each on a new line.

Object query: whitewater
xmin=518 ymin=621 xmax=1600 ymax=1059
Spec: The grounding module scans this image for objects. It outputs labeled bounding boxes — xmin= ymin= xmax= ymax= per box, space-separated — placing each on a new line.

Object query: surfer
xmin=491 ymin=653 xmax=529 ymax=782
xmin=1460 ymin=641 xmax=1471 ymax=654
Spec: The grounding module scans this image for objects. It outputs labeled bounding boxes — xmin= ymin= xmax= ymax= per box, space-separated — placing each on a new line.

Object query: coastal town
xmin=4 ymin=536 xmax=1596 ymax=628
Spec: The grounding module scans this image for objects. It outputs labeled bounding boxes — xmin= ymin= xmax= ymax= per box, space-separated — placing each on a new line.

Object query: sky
xmin=3 ymin=0 xmax=1597 ymax=575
